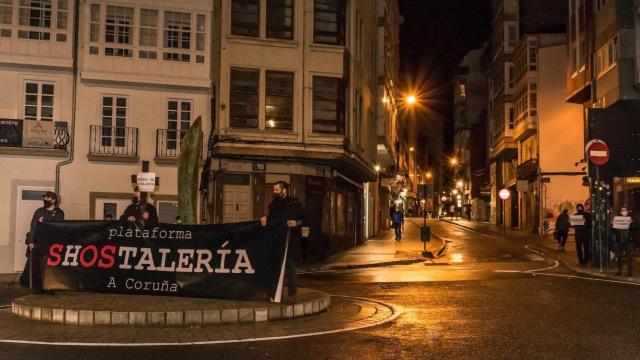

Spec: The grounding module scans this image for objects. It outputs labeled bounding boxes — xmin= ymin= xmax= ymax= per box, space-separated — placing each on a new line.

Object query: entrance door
xmin=223 ymin=185 xmax=252 ymax=223
xmin=14 ymin=186 xmax=53 ymax=272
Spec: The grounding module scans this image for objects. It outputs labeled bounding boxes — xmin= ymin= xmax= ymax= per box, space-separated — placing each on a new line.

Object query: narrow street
xmin=2 ymin=219 xmax=640 ymax=359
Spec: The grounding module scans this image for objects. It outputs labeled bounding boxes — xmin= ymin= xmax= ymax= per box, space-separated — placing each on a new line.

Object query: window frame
xmin=229 ymin=67 xmax=260 ymax=129
xmin=312 ymin=75 xmax=345 ymax=134
xmin=23 ymin=81 xmax=55 ymax=121
xmin=265 ymin=70 xmax=294 ymax=130
xmin=104 ymin=5 xmax=134 ymax=57
xmin=266 ymin=0 xmax=293 ymax=40
xmin=231 ymin=0 xmax=259 ymax=37
xmin=163 ymin=10 xmax=191 ymax=62
xmin=100 ymin=95 xmax=128 ymax=148
xmin=313 ymin=0 xmax=345 ymax=46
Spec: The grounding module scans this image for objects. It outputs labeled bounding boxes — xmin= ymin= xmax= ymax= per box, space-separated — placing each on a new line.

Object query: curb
xmin=528 ymin=244 xmax=640 ymax=285
xmin=298 ymin=258 xmax=425 ymax=273
xmin=11 ymin=290 xmax=331 ymax=326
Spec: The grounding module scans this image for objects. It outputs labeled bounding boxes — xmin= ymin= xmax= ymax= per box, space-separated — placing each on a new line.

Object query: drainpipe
xmin=55 ymin=0 xmax=80 ymax=197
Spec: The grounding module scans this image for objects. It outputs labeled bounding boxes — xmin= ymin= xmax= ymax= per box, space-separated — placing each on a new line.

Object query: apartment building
xmin=487 ymin=0 xmax=566 ymax=226
xmin=453 ymin=43 xmax=490 ymax=221
xmin=205 ymin=0 xmax=382 ymax=262
xmin=567 ymin=0 xmax=640 ymax=213
xmin=513 ymin=33 xmax=587 ymax=232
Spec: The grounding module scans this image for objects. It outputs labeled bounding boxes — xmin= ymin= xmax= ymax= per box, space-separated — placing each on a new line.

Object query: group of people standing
xmin=554 ymin=204 xmax=635 ymax=277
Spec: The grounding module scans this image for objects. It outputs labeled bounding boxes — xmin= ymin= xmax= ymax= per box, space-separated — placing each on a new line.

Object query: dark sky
xmin=398 ymin=0 xmax=491 ymax=155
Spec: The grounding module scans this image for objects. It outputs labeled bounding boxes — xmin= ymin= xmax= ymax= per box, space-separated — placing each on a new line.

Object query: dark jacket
xmin=27 ymin=206 xmax=65 ymax=245
xmin=612 ymin=218 xmax=636 ymax=244
xmin=572 ymin=211 xmax=592 ymax=237
xmin=391 ymin=210 xmax=404 ymax=225
xmin=555 ymin=212 xmax=570 ymax=232
xmin=267 ymin=196 xmax=305 ymax=255
xmin=120 ymin=202 xmax=159 ymax=226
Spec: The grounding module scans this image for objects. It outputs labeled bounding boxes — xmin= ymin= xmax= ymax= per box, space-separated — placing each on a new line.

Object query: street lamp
xmin=406 ymin=95 xmax=416 ymax=105
xmin=456 ymin=180 xmax=464 ymax=188
xmin=450 ymin=157 xmax=458 ymax=166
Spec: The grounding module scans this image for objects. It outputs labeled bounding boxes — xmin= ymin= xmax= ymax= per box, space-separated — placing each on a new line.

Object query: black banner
xmin=37 ymin=221 xmax=288 ymax=301
xmin=0 ymin=119 xmax=22 ymax=147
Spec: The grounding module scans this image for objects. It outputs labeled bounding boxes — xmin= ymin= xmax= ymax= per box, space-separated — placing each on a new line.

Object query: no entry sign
xmin=499 ymin=189 xmax=510 ymax=200
xmin=585 ymin=139 xmax=610 ymax=166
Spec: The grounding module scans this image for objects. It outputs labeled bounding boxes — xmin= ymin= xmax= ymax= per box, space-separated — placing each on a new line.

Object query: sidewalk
xmin=299 ymin=218 xmax=445 ymax=273
xmin=442 ymin=218 xmax=640 ymax=284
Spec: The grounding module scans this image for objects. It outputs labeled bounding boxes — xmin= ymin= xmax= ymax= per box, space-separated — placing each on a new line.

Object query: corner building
xmin=206 ymin=0 xmax=380 ymax=263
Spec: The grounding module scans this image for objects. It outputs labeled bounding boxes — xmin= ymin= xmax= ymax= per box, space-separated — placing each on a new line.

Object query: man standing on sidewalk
xmin=260 ymin=181 xmax=305 ymax=299
xmin=612 ymin=207 xmax=635 ymax=277
xmin=572 ymin=204 xmax=592 ymax=266
xmin=391 ymin=207 xmax=404 ymax=241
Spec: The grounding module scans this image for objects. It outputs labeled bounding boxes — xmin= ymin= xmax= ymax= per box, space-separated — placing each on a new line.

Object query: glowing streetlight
xmin=456 ymin=180 xmax=464 ymax=188
xmin=452 ymin=189 xmax=459 ymax=195
xmin=374 ymin=165 xmax=381 ymax=172
xmin=409 ymin=147 xmax=415 ymax=152
xmin=406 ymin=95 xmax=416 ymax=105
xmin=426 ymin=171 xmax=432 ymax=179
xmin=450 ymin=157 xmax=458 ymax=166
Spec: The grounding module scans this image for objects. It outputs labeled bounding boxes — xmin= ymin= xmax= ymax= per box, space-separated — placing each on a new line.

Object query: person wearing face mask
xmin=260 ymin=181 xmax=305 ymax=300
xmin=611 ymin=207 xmax=635 ymax=277
xmin=120 ymin=187 xmax=158 ymax=226
xmin=21 ymin=191 xmax=65 ymax=292
xmin=572 ymin=203 xmax=592 ymax=266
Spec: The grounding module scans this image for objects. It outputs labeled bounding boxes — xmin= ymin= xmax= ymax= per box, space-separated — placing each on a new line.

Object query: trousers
xmin=616 ymin=242 xmax=634 ymax=276
xmin=575 ymin=233 xmax=590 ymax=265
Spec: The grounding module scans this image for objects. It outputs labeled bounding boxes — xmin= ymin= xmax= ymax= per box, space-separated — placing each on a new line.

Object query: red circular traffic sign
xmin=499 ymin=189 xmax=510 ymax=200
xmin=585 ymin=139 xmax=610 ymax=166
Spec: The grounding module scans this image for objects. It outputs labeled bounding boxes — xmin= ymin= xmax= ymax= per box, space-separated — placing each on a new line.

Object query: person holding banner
xmin=260 ymin=181 xmax=305 ymax=299
xmin=571 ymin=204 xmax=592 ymax=266
xmin=21 ymin=191 xmax=65 ymax=293
xmin=611 ymin=207 xmax=635 ymax=277
xmin=120 ymin=187 xmax=158 ymax=226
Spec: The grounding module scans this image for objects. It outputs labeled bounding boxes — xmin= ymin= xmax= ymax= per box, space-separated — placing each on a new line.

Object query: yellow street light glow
xmin=406 ymin=95 xmax=416 ymax=105
xmin=409 ymin=147 xmax=415 ymax=152
xmin=426 ymin=172 xmax=433 ymax=178
xmin=450 ymin=158 xmax=458 ymax=166
xmin=457 ymin=180 xmax=464 ymax=188
xmin=374 ymin=165 xmax=381 ymax=172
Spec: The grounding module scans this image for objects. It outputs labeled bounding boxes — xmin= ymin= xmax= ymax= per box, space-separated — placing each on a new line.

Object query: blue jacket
xmin=391 ymin=211 xmax=404 ymax=224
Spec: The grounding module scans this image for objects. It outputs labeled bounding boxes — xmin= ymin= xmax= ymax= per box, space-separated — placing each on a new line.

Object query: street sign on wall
xmin=499 ymin=189 xmax=510 ymax=200
xmin=0 ymin=119 xmax=23 ymax=147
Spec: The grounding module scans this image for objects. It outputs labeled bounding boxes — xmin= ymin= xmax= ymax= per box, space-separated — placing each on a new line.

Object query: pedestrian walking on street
xmin=555 ymin=209 xmax=570 ymax=250
xmin=120 ymin=187 xmax=158 ymax=227
xmin=611 ymin=207 xmax=635 ymax=277
xmin=572 ymin=204 xmax=592 ymax=266
xmin=20 ymin=191 xmax=65 ymax=293
xmin=391 ymin=207 xmax=404 ymax=241
xmin=464 ymin=203 xmax=472 ymax=221
xmin=260 ymin=181 xmax=305 ymax=300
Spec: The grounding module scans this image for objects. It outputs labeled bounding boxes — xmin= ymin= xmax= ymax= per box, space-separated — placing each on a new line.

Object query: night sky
xmin=398 ymin=0 xmax=491 ymax=155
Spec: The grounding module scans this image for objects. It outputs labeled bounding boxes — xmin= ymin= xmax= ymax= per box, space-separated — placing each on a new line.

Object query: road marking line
xmin=524 ymin=253 xmax=545 ymax=261
xmin=0 ymin=295 xmax=403 ymax=347
xmin=531 ymin=272 xmax=640 ymax=286
xmin=0 ymin=305 xmax=11 ymax=309
xmin=524 ymin=260 xmax=560 ymax=273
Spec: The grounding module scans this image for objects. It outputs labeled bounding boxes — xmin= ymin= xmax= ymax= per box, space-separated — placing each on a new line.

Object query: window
xmin=266 ymin=0 xmax=293 ymax=39
xmin=312 ymin=76 xmax=345 ymax=133
xmin=595 ymin=35 xmax=618 ymax=78
xmin=101 ymin=96 xmax=127 ymax=147
xmin=167 ymin=100 xmax=191 ymax=150
xmin=265 ymin=71 xmax=293 ymax=130
xmin=18 ymin=0 xmax=51 ymax=40
xmin=105 ymin=5 xmax=133 ymax=57
xmin=1 ymin=0 xmax=13 ymax=25
xmin=139 ymin=9 xmax=157 ymax=46
xmin=313 ymin=0 xmax=345 ymax=45
xmin=507 ymin=64 xmax=514 ymax=89
xmin=196 ymin=14 xmax=205 ymax=50
xmin=24 ymin=82 xmax=54 ymax=121
xmin=56 ymin=0 xmax=66 ymax=29
xmin=508 ymin=106 xmax=515 ymax=130
xmin=163 ymin=11 xmax=191 ymax=62
xmin=230 ymin=68 xmax=259 ymax=128
xmin=89 ymin=3 xmax=99 ymax=42
xmin=507 ymin=23 xmax=517 ymax=47
xmin=231 ymin=0 xmax=259 ymax=37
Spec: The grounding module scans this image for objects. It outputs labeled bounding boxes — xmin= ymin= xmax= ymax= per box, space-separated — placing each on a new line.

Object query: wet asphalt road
xmin=3 ymin=220 xmax=640 ymax=360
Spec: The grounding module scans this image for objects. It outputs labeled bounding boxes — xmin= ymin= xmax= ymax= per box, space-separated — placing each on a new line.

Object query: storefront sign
xmin=0 ymin=119 xmax=23 ymax=147
xmin=23 ymin=120 xmax=54 ymax=148
xmin=37 ymin=221 xmax=289 ymax=301
xmin=613 ymin=216 xmax=632 ymax=230
xmin=136 ymin=172 xmax=156 ymax=192
xmin=624 ymin=177 xmax=640 ymax=184
xmin=569 ymin=215 xmax=585 ymax=226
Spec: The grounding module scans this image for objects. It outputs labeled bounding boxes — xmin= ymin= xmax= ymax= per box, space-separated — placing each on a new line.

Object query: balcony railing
xmin=89 ymin=125 xmax=138 ymax=158
xmin=155 ymin=129 xmax=185 ymax=160
xmin=0 ymin=119 xmax=70 ymax=150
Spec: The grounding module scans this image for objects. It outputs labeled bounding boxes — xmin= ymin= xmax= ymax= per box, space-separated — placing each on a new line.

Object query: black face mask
xmin=577 ymin=208 xmax=584 ymax=213
xmin=43 ymin=200 xmax=52 ymax=208
xmin=132 ymin=197 xmax=139 ymax=204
